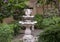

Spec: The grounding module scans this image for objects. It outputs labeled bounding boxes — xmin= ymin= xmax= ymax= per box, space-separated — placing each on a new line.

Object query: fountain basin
xmin=22 ymin=16 xmax=34 ymax=20
xmin=19 ymin=21 xmax=37 ymax=27
xmin=19 ymin=21 xmax=37 ymax=24
xmin=23 ymin=16 xmax=34 ymax=18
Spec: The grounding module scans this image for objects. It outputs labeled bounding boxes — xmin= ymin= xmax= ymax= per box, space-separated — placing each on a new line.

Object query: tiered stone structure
xmin=19 ymin=8 xmax=37 ymax=42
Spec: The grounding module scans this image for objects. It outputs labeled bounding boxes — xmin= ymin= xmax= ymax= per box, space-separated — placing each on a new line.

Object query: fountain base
xmin=23 ymin=35 xmax=35 ymax=42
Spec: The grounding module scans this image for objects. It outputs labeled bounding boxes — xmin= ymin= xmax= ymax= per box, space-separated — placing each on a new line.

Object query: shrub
xmin=34 ymin=14 xmax=60 ymax=29
xmin=0 ymin=23 xmax=14 ymax=42
xmin=52 ymin=16 xmax=60 ymax=24
xmin=34 ymin=14 xmax=43 ymax=29
xmin=38 ymin=24 xmax=60 ymax=42
xmin=41 ymin=18 xmax=55 ymax=29
xmin=0 ymin=0 xmax=28 ymax=23
xmin=41 ymin=16 xmax=60 ymax=29
xmin=9 ymin=21 xmax=21 ymax=36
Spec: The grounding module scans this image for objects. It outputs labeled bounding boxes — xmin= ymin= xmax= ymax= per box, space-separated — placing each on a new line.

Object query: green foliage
xmin=41 ymin=16 xmax=60 ymax=29
xmin=37 ymin=0 xmax=45 ymax=6
xmin=46 ymin=0 xmax=53 ymax=4
xmin=34 ymin=14 xmax=43 ymax=29
xmin=37 ymin=0 xmax=54 ymax=6
xmin=0 ymin=23 xmax=14 ymax=42
xmin=0 ymin=0 xmax=28 ymax=23
xmin=44 ymin=8 xmax=59 ymax=17
xmin=0 ymin=22 xmax=21 ymax=42
xmin=34 ymin=13 xmax=60 ymax=29
xmin=8 ymin=0 xmax=28 ymax=20
xmin=41 ymin=18 xmax=55 ymax=28
xmin=9 ymin=21 xmax=21 ymax=35
xmin=52 ymin=16 xmax=60 ymax=24
xmin=38 ymin=16 xmax=60 ymax=42
xmin=38 ymin=24 xmax=60 ymax=42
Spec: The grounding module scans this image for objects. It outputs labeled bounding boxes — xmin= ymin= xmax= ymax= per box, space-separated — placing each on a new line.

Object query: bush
xmin=9 ymin=21 xmax=21 ymax=36
xmin=38 ymin=24 xmax=60 ymax=42
xmin=34 ymin=14 xmax=60 ymax=29
xmin=41 ymin=18 xmax=55 ymax=29
xmin=41 ymin=16 xmax=60 ymax=29
xmin=0 ymin=23 xmax=14 ymax=42
xmin=52 ymin=16 xmax=60 ymax=24
xmin=34 ymin=14 xmax=43 ymax=29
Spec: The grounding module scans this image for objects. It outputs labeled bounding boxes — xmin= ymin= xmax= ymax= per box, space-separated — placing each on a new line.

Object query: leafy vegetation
xmin=9 ymin=21 xmax=21 ymax=36
xmin=38 ymin=16 xmax=60 ymax=42
xmin=38 ymin=24 xmax=60 ymax=42
xmin=0 ymin=23 xmax=14 ymax=42
xmin=37 ymin=0 xmax=60 ymax=15
xmin=41 ymin=18 xmax=55 ymax=28
xmin=34 ymin=13 xmax=60 ymax=29
xmin=41 ymin=16 xmax=60 ymax=29
xmin=0 ymin=22 xmax=21 ymax=42
xmin=34 ymin=14 xmax=43 ymax=29
xmin=0 ymin=0 xmax=28 ymax=23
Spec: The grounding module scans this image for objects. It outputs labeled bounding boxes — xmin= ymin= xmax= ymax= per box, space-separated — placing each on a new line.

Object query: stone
xmin=19 ymin=8 xmax=37 ymax=42
xmin=24 ymin=9 xmax=32 ymax=16
xmin=23 ymin=35 xmax=34 ymax=42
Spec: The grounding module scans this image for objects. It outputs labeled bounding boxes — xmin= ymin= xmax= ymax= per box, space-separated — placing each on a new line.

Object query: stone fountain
xmin=19 ymin=8 xmax=37 ymax=42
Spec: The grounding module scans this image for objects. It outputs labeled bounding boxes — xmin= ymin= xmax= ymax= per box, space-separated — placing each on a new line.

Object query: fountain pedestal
xmin=23 ymin=26 xmax=34 ymax=42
